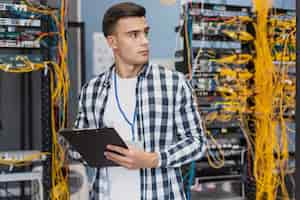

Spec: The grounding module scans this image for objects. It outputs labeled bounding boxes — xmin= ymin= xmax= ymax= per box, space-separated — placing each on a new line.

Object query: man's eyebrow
xmin=126 ymin=26 xmax=150 ymax=34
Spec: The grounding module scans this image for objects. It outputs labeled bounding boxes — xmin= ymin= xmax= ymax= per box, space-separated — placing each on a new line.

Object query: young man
xmin=74 ymin=2 xmax=206 ymax=200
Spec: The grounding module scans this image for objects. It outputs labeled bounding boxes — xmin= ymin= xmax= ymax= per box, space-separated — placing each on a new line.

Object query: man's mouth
xmin=139 ymin=50 xmax=149 ymax=55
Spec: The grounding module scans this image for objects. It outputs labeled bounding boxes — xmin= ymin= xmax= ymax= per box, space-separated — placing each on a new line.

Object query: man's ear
xmin=106 ymin=35 xmax=117 ymax=50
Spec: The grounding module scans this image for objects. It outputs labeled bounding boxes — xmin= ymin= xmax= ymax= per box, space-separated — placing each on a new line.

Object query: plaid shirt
xmin=74 ymin=63 xmax=206 ymax=200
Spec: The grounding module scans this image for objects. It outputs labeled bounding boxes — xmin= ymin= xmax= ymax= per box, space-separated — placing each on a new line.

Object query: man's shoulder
xmin=81 ymin=71 xmax=108 ymax=92
xmin=150 ymin=63 xmax=186 ymax=81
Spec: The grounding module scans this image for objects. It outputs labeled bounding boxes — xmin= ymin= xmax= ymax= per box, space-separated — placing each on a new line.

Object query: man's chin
xmin=135 ymin=59 xmax=149 ymax=65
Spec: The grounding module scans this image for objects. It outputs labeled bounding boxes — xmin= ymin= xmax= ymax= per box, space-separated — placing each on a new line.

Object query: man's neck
xmin=115 ymin=62 xmax=143 ymax=78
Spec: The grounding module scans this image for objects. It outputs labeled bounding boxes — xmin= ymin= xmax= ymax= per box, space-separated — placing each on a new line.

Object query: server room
xmin=0 ymin=0 xmax=296 ymax=200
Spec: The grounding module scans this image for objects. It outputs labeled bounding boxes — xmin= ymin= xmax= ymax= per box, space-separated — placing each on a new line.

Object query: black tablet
xmin=60 ymin=128 xmax=128 ymax=167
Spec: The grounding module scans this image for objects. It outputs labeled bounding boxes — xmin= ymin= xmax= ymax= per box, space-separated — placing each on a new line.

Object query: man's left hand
xmin=104 ymin=145 xmax=159 ymax=170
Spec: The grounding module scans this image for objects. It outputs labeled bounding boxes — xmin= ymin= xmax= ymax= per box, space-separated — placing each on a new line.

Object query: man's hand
xmin=104 ymin=145 xmax=159 ymax=170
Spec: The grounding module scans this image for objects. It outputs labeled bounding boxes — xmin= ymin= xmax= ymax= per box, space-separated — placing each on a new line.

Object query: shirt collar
xmin=103 ymin=62 xmax=151 ymax=88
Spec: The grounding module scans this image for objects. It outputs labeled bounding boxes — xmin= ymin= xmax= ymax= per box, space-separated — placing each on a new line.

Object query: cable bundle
xmin=252 ymin=0 xmax=290 ymax=199
xmin=0 ymin=1 xmax=70 ymax=199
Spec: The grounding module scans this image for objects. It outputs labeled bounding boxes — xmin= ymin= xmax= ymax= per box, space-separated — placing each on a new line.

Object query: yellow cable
xmin=252 ymin=0 xmax=290 ymax=199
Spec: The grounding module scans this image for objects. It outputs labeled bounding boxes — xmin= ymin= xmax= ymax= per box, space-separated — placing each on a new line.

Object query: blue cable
xmin=186 ymin=161 xmax=196 ymax=200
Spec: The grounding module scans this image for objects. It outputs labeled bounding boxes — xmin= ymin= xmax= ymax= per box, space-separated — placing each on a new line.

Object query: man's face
xmin=107 ymin=17 xmax=150 ymax=66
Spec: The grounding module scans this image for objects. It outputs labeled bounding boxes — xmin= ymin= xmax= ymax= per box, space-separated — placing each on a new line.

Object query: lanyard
xmin=113 ymin=70 xmax=137 ymax=141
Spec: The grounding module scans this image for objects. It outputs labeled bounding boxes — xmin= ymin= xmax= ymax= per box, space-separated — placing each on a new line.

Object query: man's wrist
xmin=148 ymin=152 xmax=159 ymax=168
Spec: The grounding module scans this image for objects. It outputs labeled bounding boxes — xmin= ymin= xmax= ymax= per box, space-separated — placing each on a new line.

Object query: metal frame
xmin=195 ymin=149 xmax=246 ymax=199
xmin=68 ymin=21 xmax=86 ymax=85
xmin=0 ymin=172 xmax=43 ymax=200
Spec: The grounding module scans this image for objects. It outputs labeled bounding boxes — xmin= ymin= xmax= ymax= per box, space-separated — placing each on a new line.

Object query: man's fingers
xmin=105 ymin=152 xmax=135 ymax=169
xmin=105 ymin=151 xmax=132 ymax=164
xmin=106 ymin=145 xmax=129 ymax=155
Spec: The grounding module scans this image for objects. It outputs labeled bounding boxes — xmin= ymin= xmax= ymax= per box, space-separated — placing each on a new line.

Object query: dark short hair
xmin=102 ymin=2 xmax=146 ymax=37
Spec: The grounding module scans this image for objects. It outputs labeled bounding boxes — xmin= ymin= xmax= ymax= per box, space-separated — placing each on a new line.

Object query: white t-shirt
xmin=103 ymin=71 xmax=141 ymax=200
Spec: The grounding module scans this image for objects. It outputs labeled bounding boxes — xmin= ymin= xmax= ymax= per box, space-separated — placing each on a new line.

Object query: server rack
xmin=176 ymin=0 xmax=295 ymax=199
xmin=0 ymin=1 xmax=69 ymax=199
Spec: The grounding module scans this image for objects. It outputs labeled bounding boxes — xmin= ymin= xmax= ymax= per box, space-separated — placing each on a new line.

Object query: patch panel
xmin=196 ymin=95 xmax=223 ymax=104
xmin=0 ymin=54 xmax=42 ymax=67
xmin=192 ymin=40 xmax=241 ymax=49
xmin=269 ymin=14 xmax=295 ymax=21
xmin=0 ymin=10 xmax=40 ymax=20
xmin=0 ymin=17 xmax=40 ymax=27
xmin=185 ymin=2 xmax=251 ymax=13
xmin=0 ymin=26 xmax=40 ymax=34
xmin=273 ymin=61 xmax=295 ymax=66
xmin=193 ymin=78 xmax=217 ymax=91
xmin=205 ymin=120 xmax=241 ymax=129
xmin=191 ymin=22 xmax=247 ymax=36
xmin=0 ymin=39 xmax=40 ymax=48
xmin=0 ymin=3 xmax=27 ymax=12
xmin=0 ymin=150 xmax=44 ymax=162
xmin=180 ymin=0 xmax=252 ymax=7
xmin=193 ymin=62 xmax=247 ymax=73
xmin=194 ymin=90 xmax=218 ymax=97
xmin=188 ymin=8 xmax=249 ymax=17
xmin=181 ymin=0 xmax=295 ymax=10
xmin=175 ymin=48 xmax=240 ymax=59
xmin=0 ymin=54 xmax=42 ymax=61
xmin=0 ymin=31 xmax=40 ymax=40
xmin=193 ymin=71 xmax=218 ymax=77
xmin=193 ymin=63 xmax=218 ymax=72
xmin=207 ymin=126 xmax=243 ymax=136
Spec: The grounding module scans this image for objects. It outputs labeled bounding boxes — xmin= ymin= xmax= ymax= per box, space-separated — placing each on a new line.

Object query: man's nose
xmin=141 ymin=33 xmax=149 ymax=45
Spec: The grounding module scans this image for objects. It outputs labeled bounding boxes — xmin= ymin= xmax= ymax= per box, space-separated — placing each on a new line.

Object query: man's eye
xmin=130 ymin=32 xmax=138 ymax=38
